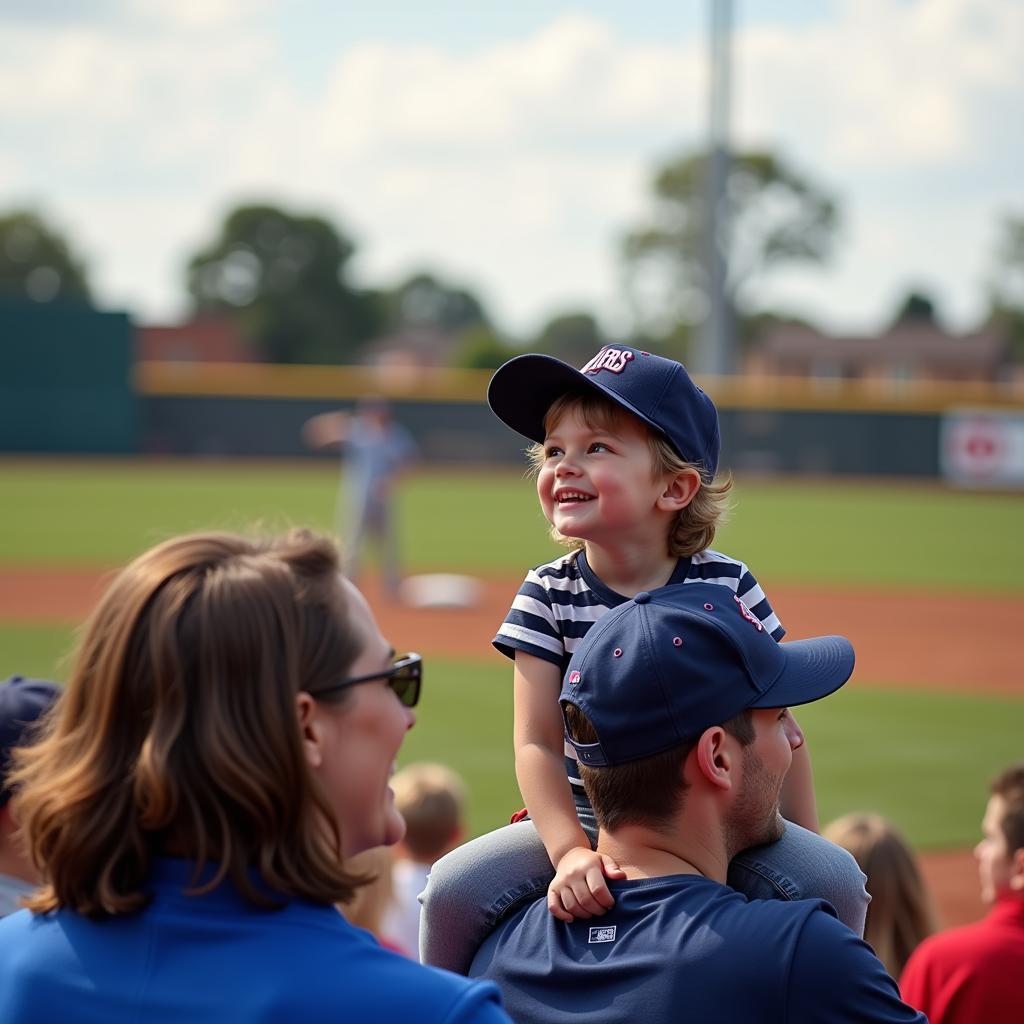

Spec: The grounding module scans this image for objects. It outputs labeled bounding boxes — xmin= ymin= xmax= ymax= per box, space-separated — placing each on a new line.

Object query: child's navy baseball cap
xmin=487 ymin=345 xmax=721 ymax=477
xmin=0 ymin=675 xmax=61 ymax=806
xmin=559 ymin=583 xmax=854 ymax=767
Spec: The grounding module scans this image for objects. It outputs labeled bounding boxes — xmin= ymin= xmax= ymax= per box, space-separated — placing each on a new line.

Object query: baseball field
xmin=2 ymin=458 xmax=1021 ymax=928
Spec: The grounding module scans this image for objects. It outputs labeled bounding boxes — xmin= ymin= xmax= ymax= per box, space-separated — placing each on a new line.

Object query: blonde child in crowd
xmin=420 ymin=345 xmax=867 ymax=973
xmin=825 ymin=813 xmax=937 ymax=978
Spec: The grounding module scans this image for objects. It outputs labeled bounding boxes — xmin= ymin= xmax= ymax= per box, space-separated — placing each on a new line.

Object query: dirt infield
xmin=3 ymin=569 xmax=1021 ymax=696
xmin=2 ymin=565 xmax=1015 ymax=929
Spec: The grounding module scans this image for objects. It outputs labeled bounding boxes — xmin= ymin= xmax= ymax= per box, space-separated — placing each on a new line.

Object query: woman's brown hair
xmin=11 ymin=529 xmax=367 ymax=919
xmin=527 ymin=391 xmax=732 ymax=557
xmin=824 ymin=813 xmax=937 ymax=978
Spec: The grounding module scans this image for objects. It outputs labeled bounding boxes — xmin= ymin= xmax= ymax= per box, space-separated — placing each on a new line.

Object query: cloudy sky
xmin=2 ymin=0 xmax=1021 ymax=339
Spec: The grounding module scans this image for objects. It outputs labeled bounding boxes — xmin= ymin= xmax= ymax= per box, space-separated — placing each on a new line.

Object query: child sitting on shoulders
xmin=420 ymin=345 xmax=866 ymax=973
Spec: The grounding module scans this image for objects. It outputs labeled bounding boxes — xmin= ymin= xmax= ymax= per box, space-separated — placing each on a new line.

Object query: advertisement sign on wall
xmin=940 ymin=410 xmax=1024 ymax=488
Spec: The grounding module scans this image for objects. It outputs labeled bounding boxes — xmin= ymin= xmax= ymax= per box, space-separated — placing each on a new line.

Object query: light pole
xmin=697 ymin=0 xmax=734 ymax=377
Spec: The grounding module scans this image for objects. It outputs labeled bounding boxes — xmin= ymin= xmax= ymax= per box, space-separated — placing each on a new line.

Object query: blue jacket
xmin=0 ymin=859 xmax=507 ymax=1024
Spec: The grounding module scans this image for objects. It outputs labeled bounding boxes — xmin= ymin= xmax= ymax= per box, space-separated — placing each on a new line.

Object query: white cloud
xmin=0 ymin=1 xmax=1020 ymax=335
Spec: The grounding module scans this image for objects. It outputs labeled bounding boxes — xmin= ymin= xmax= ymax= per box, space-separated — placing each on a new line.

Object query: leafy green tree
xmin=533 ymin=311 xmax=604 ymax=366
xmin=621 ymin=149 xmax=839 ymax=338
xmin=890 ymin=289 xmax=940 ymax=328
xmin=382 ymin=272 xmax=490 ymax=335
xmin=187 ymin=204 xmax=377 ymax=364
xmin=0 ymin=210 xmax=92 ymax=304
xmin=450 ymin=325 xmax=517 ymax=370
xmin=988 ymin=213 xmax=1024 ymax=362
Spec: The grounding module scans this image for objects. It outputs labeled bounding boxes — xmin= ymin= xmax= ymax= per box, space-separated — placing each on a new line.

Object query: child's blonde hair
xmin=823 ymin=813 xmax=937 ymax=978
xmin=391 ymin=762 xmax=467 ymax=864
xmin=527 ymin=392 xmax=732 ymax=558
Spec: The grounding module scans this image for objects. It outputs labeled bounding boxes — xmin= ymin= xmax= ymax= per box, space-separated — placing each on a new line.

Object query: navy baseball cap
xmin=559 ymin=583 xmax=854 ymax=767
xmin=0 ymin=675 xmax=61 ymax=806
xmin=487 ymin=345 xmax=721 ymax=477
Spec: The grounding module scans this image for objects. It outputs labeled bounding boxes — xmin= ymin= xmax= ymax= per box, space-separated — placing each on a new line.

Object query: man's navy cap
xmin=559 ymin=583 xmax=854 ymax=767
xmin=0 ymin=675 xmax=61 ymax=806
xmin=487 ymin=345 xmax=721 ymax=477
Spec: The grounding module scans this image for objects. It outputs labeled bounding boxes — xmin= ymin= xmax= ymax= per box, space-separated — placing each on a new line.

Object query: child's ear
xmin=657 ymin=468 xmax=702 ymax=512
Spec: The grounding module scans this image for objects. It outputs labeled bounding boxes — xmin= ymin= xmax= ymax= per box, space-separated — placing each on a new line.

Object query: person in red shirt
xmin=900 ymin=762 xmax=1024 ymax=1023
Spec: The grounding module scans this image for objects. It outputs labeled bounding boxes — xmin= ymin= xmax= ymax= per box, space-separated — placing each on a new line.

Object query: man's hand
xmin=546 ymin=847 xmax=627 ymax=922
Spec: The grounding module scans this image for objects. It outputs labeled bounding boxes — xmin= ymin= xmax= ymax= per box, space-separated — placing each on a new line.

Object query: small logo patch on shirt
xmin=588 ymin=925 xmax=617 ymax=943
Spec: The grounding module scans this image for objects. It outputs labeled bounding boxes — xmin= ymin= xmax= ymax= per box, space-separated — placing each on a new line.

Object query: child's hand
xmin=547 ymin=847 xmax=627 ymax=922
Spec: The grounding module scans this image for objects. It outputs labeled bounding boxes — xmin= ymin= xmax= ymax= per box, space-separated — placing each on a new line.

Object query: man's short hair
xmin=991 ymin=762 xmax=1024 ymax=855
xmin=391 ymin=762 xmax=466 ymax=863
xmin=0 ymin=676 xmax=61 ymax=808
xmin=564 ymin=703 xmax=754 ymax=835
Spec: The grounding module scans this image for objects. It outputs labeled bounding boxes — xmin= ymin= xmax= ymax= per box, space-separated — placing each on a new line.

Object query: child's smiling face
xmin=537 ymin=404 xmax=671 ymax=546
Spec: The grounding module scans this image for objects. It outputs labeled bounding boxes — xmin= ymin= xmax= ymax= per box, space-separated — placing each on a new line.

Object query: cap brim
xmin=487 ymin=354 xmax=604 ymax=444
xmin=749 ymin=635 xmax=855 ymax=711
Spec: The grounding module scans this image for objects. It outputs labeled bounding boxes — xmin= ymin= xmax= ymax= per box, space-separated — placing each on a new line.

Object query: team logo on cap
xmin=581 ymin=347 xmax=634 ymax=375
xmin=734 ymin=595 xmax=764 ymax=631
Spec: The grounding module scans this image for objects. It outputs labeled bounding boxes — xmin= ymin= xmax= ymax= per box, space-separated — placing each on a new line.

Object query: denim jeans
xmin=418 ymin=801 xmax=868 ymax=975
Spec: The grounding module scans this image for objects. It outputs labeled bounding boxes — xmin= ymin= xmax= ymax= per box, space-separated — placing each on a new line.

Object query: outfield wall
xmin=5 ymin=324 xmax=1023 ymax=478
xmin=0 ymin=300 xmax=136 ymax=453
xmin=137 ymin=362 xmax=1024 ymax=478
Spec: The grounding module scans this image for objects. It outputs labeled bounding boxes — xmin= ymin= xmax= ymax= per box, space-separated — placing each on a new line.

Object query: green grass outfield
xmin=2 ymin=460 xmax=1022 ymax=850
xmin=2 ymin=459 xmax=1022 ymax=590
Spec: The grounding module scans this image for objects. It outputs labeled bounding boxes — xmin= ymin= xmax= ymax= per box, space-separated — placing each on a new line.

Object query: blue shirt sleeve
xmin=440 ymin=980 xmax=511 ymax=1024
xmin=738 ymin=563 xmax=785 ymax=641
xmin=492 ymin=572 xmax=566 ymax=667
xmin=787 ymin=910 xmax=926 ymax=1023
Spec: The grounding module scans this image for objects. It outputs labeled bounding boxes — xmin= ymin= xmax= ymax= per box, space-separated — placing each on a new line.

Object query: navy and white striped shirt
xmin=493 ymin=548 xmax=784 ymax=788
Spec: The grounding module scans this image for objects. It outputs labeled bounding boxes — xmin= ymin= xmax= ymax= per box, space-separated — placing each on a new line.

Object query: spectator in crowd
xmin=342 ymin=846 xmax=406 ymax=954
xmin=0 ymin=530 xmax=508 ymax=1024
xmin=824 ymin=812 xmax=937 ymax=978
xmin=0 ymin=676 xmax=61 ymax=917
xmin=383 ymin=762 xmax=467 ymax=958
xmin=303 ymin=397 xmax=417 ymax=598
xmin=900 ymin=762 xmax=1024 ymax=1023
xmin=470 ymin=584 xmax=925 ymax=1023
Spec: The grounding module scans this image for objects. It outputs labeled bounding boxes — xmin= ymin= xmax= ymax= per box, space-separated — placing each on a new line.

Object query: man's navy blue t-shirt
xmin=470 ymin=874 xmax=924 ymax=1024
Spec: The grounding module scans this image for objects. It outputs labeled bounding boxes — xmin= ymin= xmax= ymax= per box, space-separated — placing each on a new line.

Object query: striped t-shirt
xmin=493 ymin=548 xmax=784 ymax=789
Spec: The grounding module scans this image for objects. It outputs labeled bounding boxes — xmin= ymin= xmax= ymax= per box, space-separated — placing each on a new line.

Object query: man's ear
xmin=296 ymin=691 xmax=324 ymax=769
xmin=1010 ymin=846 xmax=1024 ymax=892
xmin=657 ymin=468 xmax=702 ymax=513
xmin=0 ymin=802 xmax=18 ymax=836
xmin=693 ymin=726 xmax=736 ymax=792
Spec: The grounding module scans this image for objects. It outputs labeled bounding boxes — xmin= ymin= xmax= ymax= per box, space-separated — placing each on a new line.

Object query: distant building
xmin=137 ymin=316 xmax=256 ymax=363
xmin=360 ymin=326 xmax=461 ymax=369
xmin=745 ymin=322 xmax=1011 ymax=386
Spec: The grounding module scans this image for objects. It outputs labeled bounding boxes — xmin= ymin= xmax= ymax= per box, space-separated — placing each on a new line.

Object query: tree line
xmin=2 ymin=146 xmax=1022 ymax=366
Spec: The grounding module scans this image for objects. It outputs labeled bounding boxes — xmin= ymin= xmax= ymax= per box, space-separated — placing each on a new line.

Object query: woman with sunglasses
xmin=0 ymin=530 xmax=508 ymax=1023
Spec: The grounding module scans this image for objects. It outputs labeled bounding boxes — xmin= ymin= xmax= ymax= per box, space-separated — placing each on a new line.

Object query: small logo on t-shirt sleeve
xmin=588 ymin=925 xmax=617 ymax=943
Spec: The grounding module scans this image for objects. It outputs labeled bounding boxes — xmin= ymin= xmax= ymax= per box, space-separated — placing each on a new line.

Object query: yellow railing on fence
xmin=134 ymin=361 xmax=1024 ymax=414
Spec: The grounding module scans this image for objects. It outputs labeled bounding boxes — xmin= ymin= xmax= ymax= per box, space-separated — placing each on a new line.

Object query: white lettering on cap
xmin=581 ymin=348 xmax=634 ymax=375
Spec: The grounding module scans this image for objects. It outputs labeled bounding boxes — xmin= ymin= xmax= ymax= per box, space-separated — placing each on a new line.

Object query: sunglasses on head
xmin=309 ymin=652 xmax=422 ymax=708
